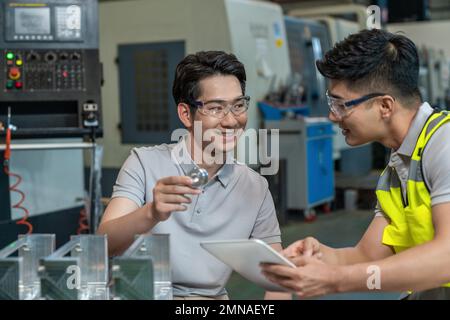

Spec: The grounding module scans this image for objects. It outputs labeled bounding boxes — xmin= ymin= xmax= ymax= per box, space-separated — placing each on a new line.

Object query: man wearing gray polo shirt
xmin=262 ymin=29 xmax=450 ymax=299
xmin=98 ymin=51 xmax=287 ymax=299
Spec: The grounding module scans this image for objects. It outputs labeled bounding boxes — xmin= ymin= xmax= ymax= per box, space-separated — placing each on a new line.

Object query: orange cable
xmin=3 ymin=127 xmax=33 ymax=234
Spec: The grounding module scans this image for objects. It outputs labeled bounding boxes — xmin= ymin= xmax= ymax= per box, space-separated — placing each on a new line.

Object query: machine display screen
xmin=14 ymin=7 xmax=51 ymax=35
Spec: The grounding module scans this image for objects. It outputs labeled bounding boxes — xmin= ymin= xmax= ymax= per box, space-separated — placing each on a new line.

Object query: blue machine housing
xmin=264 ymin=118 xmax=335 ymax=216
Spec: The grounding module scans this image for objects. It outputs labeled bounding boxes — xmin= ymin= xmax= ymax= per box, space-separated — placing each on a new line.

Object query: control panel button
xmin=16 ymin=59 xmax=23 ymax=66
xmin=44 ymin=52 xmax=57 ymax=62
xmin=6 ymin=52 xmax=14 ymax=60
xmin=9 ymin=67 xmax=21 ymax=80
xmin=15 ymin=81 xmax=23 ymax=89
xmin=27 ymin=52 xmax=40 ymax=61
xmin=6 ymin=80 xmax=14 ymax=89
xmin=71 ymin=52 xmax=81 ymax=61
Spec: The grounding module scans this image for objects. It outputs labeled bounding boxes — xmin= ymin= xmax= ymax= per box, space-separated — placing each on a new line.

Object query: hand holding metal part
xmin=150 ymin=167 xmax=207 ymax=222
xmin=187 ymin=166 xmax=208 ymax=188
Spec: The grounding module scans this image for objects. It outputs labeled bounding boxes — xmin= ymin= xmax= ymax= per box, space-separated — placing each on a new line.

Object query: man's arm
xmin=261 ymin=203 xmax=450 ymax=297
xmin=264 ymin=243 xmax=292 ymax=300
xmin=329 ymin=215 xmax=394 ymax=265
xmin=98 ymin=176 xmax=201 ymax=256
xmin=97 ymin=197 xmax=158 ymax=256
xmin=338 ymin=202 xmax=450 ymax=293
xmin=286 ymin=215 xmax=394 ymax=266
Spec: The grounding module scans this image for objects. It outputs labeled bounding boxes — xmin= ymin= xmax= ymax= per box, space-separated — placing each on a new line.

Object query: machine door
xmin=285 ymin=17 xmax=331 ymax=116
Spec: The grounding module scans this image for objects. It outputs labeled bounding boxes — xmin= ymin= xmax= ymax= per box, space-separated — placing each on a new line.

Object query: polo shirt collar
xmin=396 ymin=102 xmax=434 ymax=157
xmin=215 ymin=155 xmax=235 ymax=188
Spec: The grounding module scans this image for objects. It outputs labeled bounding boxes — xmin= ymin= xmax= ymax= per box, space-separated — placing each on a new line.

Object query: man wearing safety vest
xmin=261 ymin=29 xmax=450 ymax=300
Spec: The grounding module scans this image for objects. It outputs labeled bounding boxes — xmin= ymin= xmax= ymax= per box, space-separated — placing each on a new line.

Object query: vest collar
xmin=396 ymin=102 xmax=434 ymax=157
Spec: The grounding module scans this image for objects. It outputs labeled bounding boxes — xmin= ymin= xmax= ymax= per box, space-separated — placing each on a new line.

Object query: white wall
xmin=387 ymin=20 xmax=450 ymax=57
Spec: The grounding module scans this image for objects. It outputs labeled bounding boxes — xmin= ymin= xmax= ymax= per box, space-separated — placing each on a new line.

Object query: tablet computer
xmin=200 ymin=239 xmax=295 ymax=292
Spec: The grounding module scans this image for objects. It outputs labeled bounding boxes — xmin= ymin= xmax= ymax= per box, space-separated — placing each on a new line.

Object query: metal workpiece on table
xmin=112 ymin=234 xmax=172 ymax=300
xmin=39 ymin=234 xmax=109 ymax=300
xmin=0 ymin=234 xmax=55 ymax=300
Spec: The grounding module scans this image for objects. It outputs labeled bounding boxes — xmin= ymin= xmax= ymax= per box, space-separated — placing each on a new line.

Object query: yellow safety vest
xmin=376 ymin=110 xmax=450 ymax=288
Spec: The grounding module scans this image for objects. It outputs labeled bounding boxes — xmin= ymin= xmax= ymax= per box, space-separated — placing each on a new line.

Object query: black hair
xmin=316 ymin=29 xmax=422 ymax=106
xmin=172 ymin=51 xmax=246 ymax=106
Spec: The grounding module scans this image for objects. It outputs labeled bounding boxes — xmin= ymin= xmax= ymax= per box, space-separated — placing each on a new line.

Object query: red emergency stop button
xmin=9 ymin=67 xmax=21 ymax=80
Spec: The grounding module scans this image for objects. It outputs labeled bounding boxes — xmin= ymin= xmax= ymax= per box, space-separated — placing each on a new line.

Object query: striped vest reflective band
xmin=376 ymin=110 xmax=450 ymax=288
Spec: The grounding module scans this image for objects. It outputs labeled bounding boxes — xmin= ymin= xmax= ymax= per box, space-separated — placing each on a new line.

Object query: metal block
xmin=39 ymin=234 xmax=108 ymax=300
xmin=112 ymin=234 xmax=171 ymax=300
xmin=0 ymin=234 xmax=55 ymax=300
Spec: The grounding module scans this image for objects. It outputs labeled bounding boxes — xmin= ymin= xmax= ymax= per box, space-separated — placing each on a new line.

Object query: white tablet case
xmin=200 ymin=239 xmax=295 ymax=292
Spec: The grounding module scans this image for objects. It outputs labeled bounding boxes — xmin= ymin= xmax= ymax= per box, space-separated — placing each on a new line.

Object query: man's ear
xmin=178 ymin=103 xmax=193 ymax=128
xmin=379 ymin=95 xmax=395 ymax=119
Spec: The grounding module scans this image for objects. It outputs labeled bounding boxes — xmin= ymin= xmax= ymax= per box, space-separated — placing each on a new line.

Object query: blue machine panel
xmin=306 ymin=123 xmax=334 ymax=138
xmin=307 ymin=124 xmax=334 ymax=204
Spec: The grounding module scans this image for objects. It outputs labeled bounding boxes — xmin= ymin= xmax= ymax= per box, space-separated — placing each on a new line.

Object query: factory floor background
xmin=226 ymin=209 xmax=402 ymax=300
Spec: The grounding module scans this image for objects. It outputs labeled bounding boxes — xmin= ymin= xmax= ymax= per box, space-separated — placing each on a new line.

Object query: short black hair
xmin=172 ymin=51 xmax=246 ymax=106
xmin=316 ymin=29 xmax=421 ymax=105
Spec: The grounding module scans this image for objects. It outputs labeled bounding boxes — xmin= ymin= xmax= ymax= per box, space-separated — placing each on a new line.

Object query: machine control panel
xmin=0 ymin=0 xmax=101 ymax=137
xmin=4 ymin=49 xmax=85 ymax=91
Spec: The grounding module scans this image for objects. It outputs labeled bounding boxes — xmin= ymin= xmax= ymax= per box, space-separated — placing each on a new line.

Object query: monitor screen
xmin=14 ymin=7 xmax=51 ymax=35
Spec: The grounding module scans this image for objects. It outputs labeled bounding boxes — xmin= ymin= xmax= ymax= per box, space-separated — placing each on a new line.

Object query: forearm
xmin=264 ymin=291 xmax=292 ymax=300
xmin=97 ymin=203 xmax=159 ymax=256
xmin=337 ymin=239 xmax=450 ymax=293
xmin=320 ymin=245 xmax=369 ymax=266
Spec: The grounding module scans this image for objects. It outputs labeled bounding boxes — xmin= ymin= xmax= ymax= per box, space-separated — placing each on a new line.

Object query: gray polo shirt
xmin=375 ymin=102 xmax=450 ymax=299
xmin=112 ymin=136 xmax=281 ymax=297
